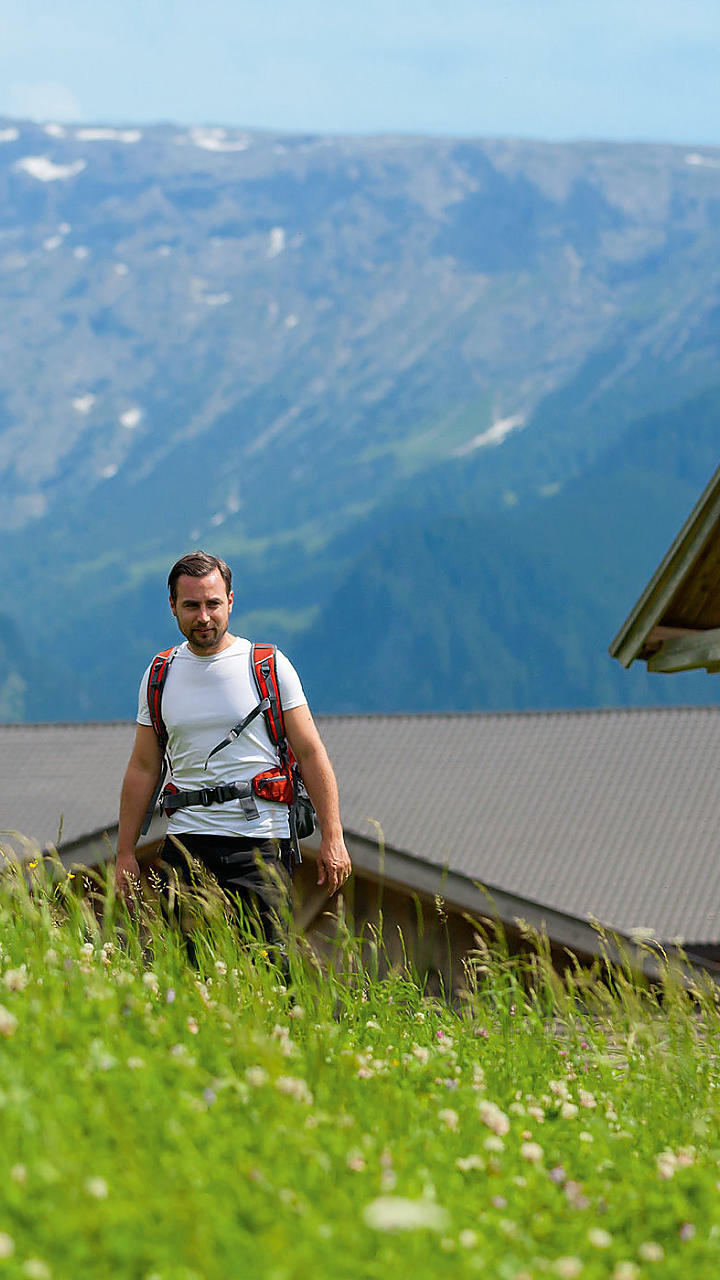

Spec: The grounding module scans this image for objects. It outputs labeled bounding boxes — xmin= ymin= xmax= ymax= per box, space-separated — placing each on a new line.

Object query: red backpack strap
xmin=146 ymin=647 xmax=177 ymax=748
xmin=251 ymin=643 xmax=286 ymax=749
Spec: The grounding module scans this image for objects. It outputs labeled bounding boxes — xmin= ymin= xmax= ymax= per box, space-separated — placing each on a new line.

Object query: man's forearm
xmin=296 ymin=744 xmax=343 ymax=839
xmin=117 ymin=763 xmax=161 ymax=857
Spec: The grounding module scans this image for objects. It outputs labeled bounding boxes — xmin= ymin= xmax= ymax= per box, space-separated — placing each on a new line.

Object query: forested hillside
xmin=1 ymin=120 xmax=719 ymax=718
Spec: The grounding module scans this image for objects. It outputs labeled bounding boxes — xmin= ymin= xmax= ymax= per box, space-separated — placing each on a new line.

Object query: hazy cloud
xmin=8 ymin=81 xmax=82 ymax=122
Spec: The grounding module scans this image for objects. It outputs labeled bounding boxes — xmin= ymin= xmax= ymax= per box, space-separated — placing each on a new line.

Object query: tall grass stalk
xmin=0 ymin=851 xmax=719 ymax=1278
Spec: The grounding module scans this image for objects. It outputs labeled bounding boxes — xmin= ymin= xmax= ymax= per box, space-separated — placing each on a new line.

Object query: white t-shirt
xmin=137 ymin=637 xmax=307 ymax=838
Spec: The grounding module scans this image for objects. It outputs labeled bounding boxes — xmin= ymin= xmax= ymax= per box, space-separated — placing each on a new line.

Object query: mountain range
xmin=1 ymin=119 xmax=720 ymax=719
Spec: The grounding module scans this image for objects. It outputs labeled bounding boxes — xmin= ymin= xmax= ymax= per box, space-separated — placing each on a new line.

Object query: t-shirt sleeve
xmin=276 ymin=649 xmax=307 ymax=711
xmin=136 ymin=663 xmax=153 ymax=726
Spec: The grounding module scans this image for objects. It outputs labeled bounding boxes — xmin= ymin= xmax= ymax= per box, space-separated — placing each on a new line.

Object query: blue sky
xmin=1 ymin=0 xmax=720 ymax=146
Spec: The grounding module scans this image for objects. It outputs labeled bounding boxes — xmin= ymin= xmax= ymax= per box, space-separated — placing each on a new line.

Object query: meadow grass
xmin=1 ymin=857 xmax=720 ymax=1279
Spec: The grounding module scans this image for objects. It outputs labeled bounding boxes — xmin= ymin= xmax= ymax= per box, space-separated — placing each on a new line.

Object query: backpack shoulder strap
xmin=251 ymin=643 xmax=286 ymax=749
xmin=146 ymin=647 xmax=177 ymax=748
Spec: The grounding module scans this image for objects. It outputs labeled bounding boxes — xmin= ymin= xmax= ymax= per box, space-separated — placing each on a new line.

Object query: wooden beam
xmin=646 ymin=626 xmax=720 ymax=673
xmin=609 ymin=464 xmax=720 ymax=667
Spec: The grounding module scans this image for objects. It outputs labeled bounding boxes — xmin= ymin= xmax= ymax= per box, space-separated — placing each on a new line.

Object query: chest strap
xmin=162 ymin=780 xmax=260 ymax=821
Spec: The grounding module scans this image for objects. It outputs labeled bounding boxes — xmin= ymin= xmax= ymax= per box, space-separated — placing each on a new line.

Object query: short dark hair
xmin=168 ymin=551 xmax=232 ymax=602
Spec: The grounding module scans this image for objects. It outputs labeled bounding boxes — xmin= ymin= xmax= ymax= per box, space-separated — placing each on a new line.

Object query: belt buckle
xmin=199 ymin=788 xmax=213 ymax=806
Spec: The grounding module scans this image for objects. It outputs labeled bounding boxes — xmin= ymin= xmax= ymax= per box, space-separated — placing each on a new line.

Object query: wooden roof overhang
xmin=610 ymin=464 xmax=720 ymax=674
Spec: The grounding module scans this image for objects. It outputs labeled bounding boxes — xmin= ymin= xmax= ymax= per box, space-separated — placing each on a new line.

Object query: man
xmin=115 ymin=551 xmax=352 ymax=955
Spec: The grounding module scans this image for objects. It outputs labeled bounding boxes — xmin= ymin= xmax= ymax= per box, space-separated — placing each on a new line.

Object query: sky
xmin=1 ymin=0 xmax=720 ymax=147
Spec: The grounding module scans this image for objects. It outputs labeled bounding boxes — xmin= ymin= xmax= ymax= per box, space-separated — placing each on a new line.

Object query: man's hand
xmin=316 ymin=835 xmax=352 ymax=895
xmin=114 ymin=850 xmax=141 ymax=902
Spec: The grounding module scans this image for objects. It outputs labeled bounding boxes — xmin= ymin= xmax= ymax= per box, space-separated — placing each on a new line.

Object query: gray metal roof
xmin=2 ymin=708 xmax=720 ymax=946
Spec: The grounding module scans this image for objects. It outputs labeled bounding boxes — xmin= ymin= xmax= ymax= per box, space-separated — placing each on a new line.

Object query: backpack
xmin=140 ymin=643 xmax=315 ymax=863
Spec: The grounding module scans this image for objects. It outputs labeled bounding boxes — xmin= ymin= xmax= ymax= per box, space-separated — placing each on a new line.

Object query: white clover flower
xmin=346 ymin=1151 xmax=366 ymax=1172
xmin=3 ymin=967 xmax=28 ymax=991
xmin=520 ymin=1141 xmax=544 ymax=1163
xmin=10 ymin=1164 xmax=26 ymax=1184
xmin=438 ymin=1108 xmax=459 ymax=1132
xmin=186 ymin=1017 xmax=199 ymax=1035
xmin=612 ymin=1264 xmax=639 ymax=1280
xmin=214 ymin=960 xmax=227 ymax=976
xmin=363 ymin=1196 xmax=449 ymax=1232
xmin=126 ymin=1057 xmax=145 ymax=1070
xmin=276 ymin=1075 xmax=313 ymax=1105
xmin=85 ymin=1176 xmax=108 ymax=1199
xmin=79 ymin=943 xmax=95 ymax=959
xmin=561 ymin=1102 xmax=579 ymax=1119
xmin=549 ymin=1080 xmax=571 ymax=1101
xmin=0 ymin=1005 xmax=18 ymax=1037
xmin=365 ymin=1019 xmax=381 ymax=1031
xmin=553 ymin=1258 xmax=583 ymax=1278
xmin=656 ymin=1150 xmax=677 ymax=1180
xmin=459 ymin=1229 xmax=478 ymax=1249
xmin=288 ymin=1004 xmax=305 ymax=1020
xmin=483 ymin=1135 xmax=504 ymax=1153
xmin=142 ymin=972 xmax=159 ymax=992
xmin=579 ymin=1131 xmax=594 ymax=1143
xmin=456 ymin=1154 xmax=485 ymax=1171
xmin=246 ymin=1066 xmax=268 ymax=1088
xmin=578 ymin=1089 xmax=596 ymax=1109
xmin=588 ymin=1227 xmax=612 ymax=1249
xmin=478 ymin=1099 xmax=510 ymax=1135
xmin=527 ymin=1105 xmax=545 ymax=1122
xmin=638 ymin=1242 xmax=664 ymax=1262
xmin=22 ymin=1261 xmax=51 ymax=1280
xmin=0 ymin=1234 xmax=14 ymax=1259
xmin=413 ymin=1045 xmax=430 ymax=1064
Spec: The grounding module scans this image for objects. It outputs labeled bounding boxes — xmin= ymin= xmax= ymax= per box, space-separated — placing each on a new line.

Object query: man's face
xmin=170 ymin=570 xmax=234 ymax=655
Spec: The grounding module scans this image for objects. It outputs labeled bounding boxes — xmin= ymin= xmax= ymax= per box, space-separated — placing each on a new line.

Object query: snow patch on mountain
xmin=188 ymin=127 xmax=249 ymax=153
xmin=15 ymin=156 xmax=86 ymax=182
xmin=75 ymin=128 xmax=142 ymax=143
xmin=456 ymin=414 xmax=525 ymax=454
xmin=685 ymin=152 xmax=720 ymax=170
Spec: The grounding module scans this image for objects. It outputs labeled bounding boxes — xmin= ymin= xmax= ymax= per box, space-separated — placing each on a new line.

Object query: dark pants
xmin=158 ymin=833 xmax=293 ymax=972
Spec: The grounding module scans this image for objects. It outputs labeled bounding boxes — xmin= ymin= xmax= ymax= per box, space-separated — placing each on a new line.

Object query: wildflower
xmin=459 ymin=1229 xmax=478 ymax=1249
xmin=477 ymin=1026 xmax=489 ymax=1038
xmin=579 ymin=1131 xmax=594 ymax=1143
xmin=456 ymin=1155 xmax=485 ymax=1172
xmin=79 ymin=942 xmax=94 ymax=959
xmin=186 ymin=1017 xmax=199 ymax=1035
xmin=578 ymin=1090 xmax=596 ymax=1109
xmin=484 ymin=1135 xmax=504 ymax=1153
xmin=246 ymin=1066 xmax=268 ymax=1088
xmin=276 ymin=1075 xmax=313 ymax=1105
xmin=203 ymin=1088 xmax=217 ymax=1105
xmin=127 ymin=1057 xmax=145 ymax=1070
xmin=357 ymin=1066 xmax=374 ymax=1079
xmin=553 ymin=1258 xmax=583 ymax=1278
xmin=549 ymin=1080 xmax=571 ymax=1101
xmin=22 ymin=1261 xmax=51 ymax=1280
xmin=478 ymin=1099 xmax=510 ymax=1136
xmin=85 ymin=1177 xmax=108 ymax=1199
xmin=520 ymin=1142 xmax=544 ymax=1164
xmin=10 ymin=1164 xmax=27 ymax=1184
xmin=214 ymin=960 xmax=227 ymax=976
xmin=142 ymin=972 xmax=159 ymax=992
xmin=363 ymin=1196 xmax=449 ymax=1232
xmin=564 ymin=1182 xmax=590 ymax=1210
xmin=656 ymin=1150 xmax=677 ymax=1180
xmin=3 ymin=967 xmax=27 ymax=991
xmin=491 ymin=1195 xmax=507 ymax=1209
xmin=679 ymin=1222 xmax=695 ymax=1241
xmin=472 ymin=1062 xmax=485 ymax=1088
xmin=365 ymin=1019 xmax=381 ymax=1031
xmin=347 ymin=1151 xmax=366 ymax=1172
xmin=638 ymin=1242 xmax=664 ymax=1262
xmin=413 ymin=1046 xmax=430 ymax=1065
xmin=549 ymin=1165 xmax=566 ymax=1184
xmin=43 ymin=950 xmax=57 ymax=965
xmin=612 ymin=1265 xmax=639 ymax=1280
xmin=0 ymin=1005 xmax=18 ymax=1037
xmin=0 ymin=1234 xmax=14 ymax=1259
xmin=527 ymin=1105 xmax=545 ymax=1122
xmin=438 ymin=1108 xmax=459 ymax=1132
xmin=288 ymin=1004 xmax=305 ymax=1020
xmin=561 ymin=1102 xmax=578 ymax=1120
xmin=165 ymin=988 xmax=176 ymax=1004
xmin=588 ymin=1228 xmax=612 ymax=1249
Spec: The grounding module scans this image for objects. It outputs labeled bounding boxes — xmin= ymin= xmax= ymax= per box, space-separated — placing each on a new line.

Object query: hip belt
xmin=162 ymin=766 xmax=295 ymax=822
